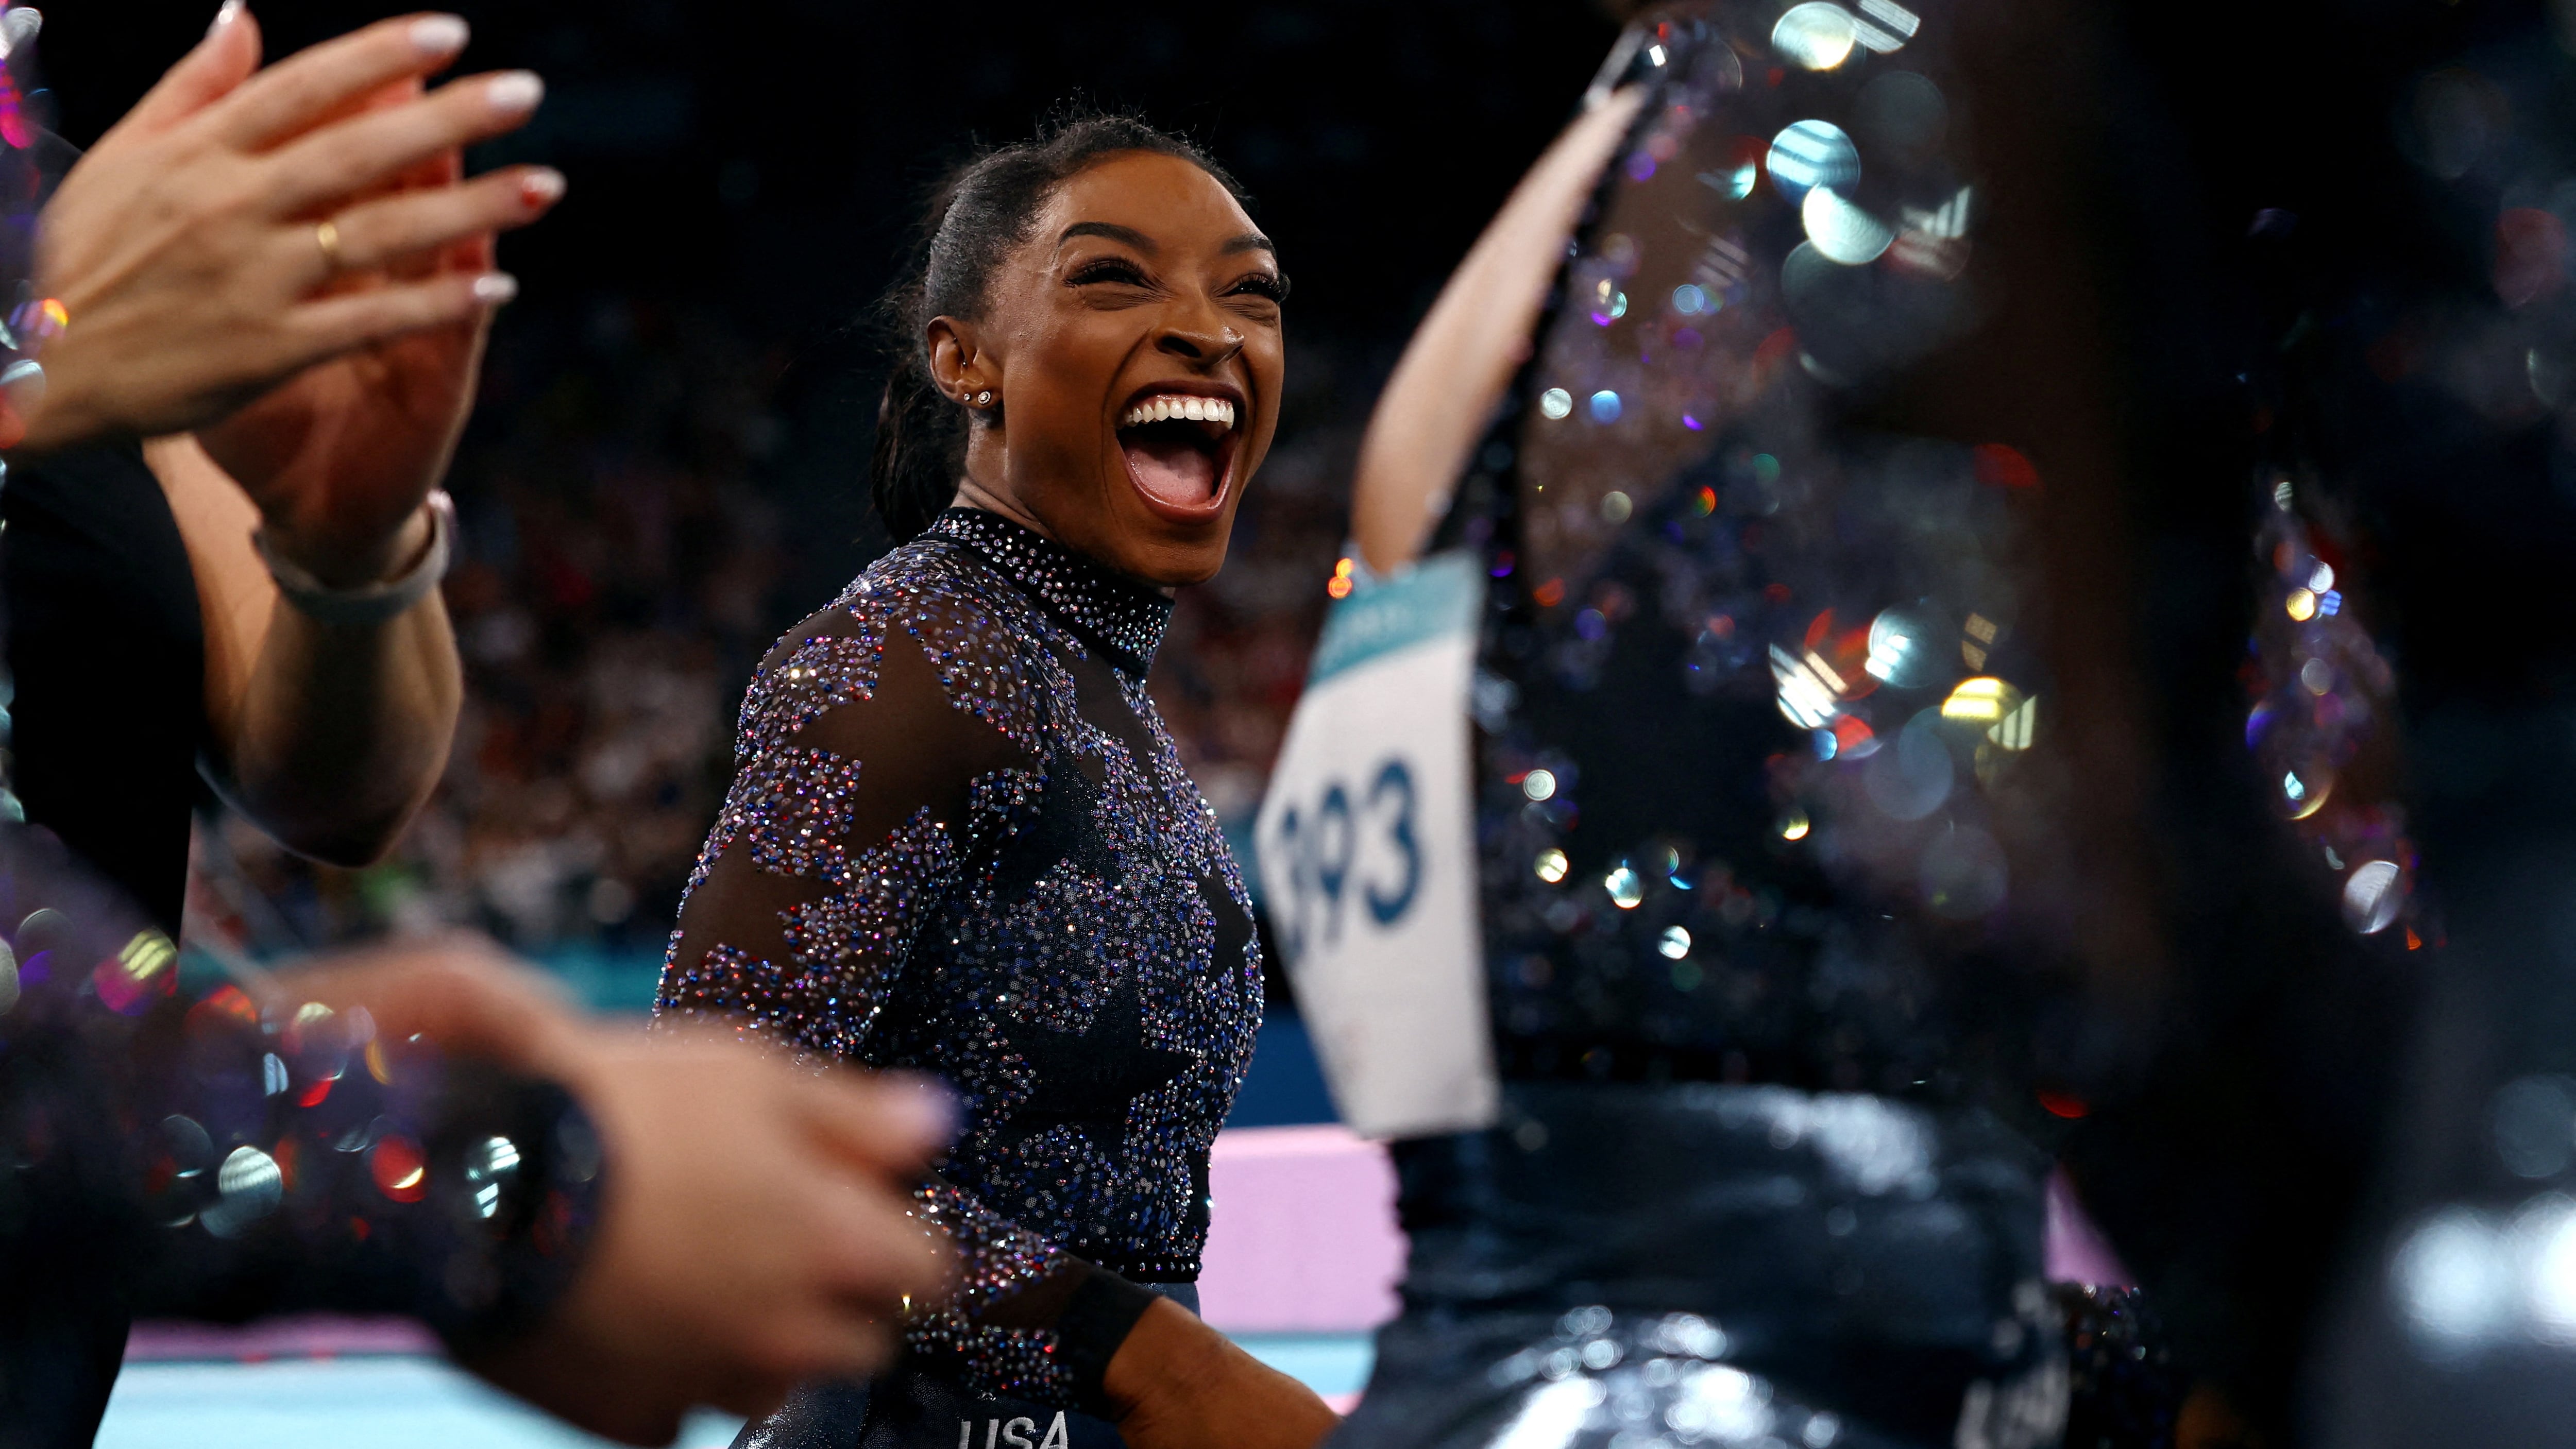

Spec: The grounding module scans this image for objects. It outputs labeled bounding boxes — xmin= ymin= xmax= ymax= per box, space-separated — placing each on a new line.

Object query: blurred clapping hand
xmin=23 ymin=5 xmax=561 ymax=583
xmin=278 ymin=941 xmax=957 ymax=1445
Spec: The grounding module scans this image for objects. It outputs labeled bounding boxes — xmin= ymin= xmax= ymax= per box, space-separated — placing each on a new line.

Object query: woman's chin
xmin=1109 ymin=489 xmax=1237 ymax=585
xmin=1126 ymin=526 xmax=1233 ymax=587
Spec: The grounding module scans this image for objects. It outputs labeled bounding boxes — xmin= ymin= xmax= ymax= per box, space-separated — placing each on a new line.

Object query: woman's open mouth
xmin=1117 ymin=389 xmax=1242 ymax=519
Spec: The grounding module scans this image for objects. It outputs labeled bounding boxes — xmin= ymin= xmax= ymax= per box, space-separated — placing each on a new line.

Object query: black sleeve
xmin=0 ymin=438 xmax=208 ymax=934
xmin=0 ymin=823 xmax=605 ymax=1356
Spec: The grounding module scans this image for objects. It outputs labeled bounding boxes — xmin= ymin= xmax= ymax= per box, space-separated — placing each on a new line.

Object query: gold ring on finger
xmin=314 ymin=219 xmax=345 ymax=270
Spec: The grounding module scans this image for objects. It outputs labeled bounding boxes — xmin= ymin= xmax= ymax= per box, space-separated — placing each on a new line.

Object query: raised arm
xmin=156 ymin=433 xmax=463 ymax=864
xmin=1347 ymin=88 xmax=1640 ymax=576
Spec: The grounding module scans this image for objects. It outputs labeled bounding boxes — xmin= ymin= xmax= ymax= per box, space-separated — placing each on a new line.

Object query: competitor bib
xmin=1254 ymin=550 xmax=1499 ymax=1139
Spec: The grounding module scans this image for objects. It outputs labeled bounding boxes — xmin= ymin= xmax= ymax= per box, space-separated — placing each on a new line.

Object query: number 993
xmin=1265 ymin=757 xmax=1422 ymax=964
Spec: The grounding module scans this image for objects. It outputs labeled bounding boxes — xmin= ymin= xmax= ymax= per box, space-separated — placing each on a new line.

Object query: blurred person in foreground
xmin=0 ymin=11 xmax=947 ymax=1447
xmin=1318 ymin=37 xmax=2141 ymax=1446
xmin=1322 ymin=0 xmax=2576 ymax=1444
xmin=657 ymin=116 xmax=1335 ymax=1449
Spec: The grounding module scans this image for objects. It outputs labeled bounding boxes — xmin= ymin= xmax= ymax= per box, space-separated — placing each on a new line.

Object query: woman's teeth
xmin=1120 ymin=395 xmax=1238 ymax=429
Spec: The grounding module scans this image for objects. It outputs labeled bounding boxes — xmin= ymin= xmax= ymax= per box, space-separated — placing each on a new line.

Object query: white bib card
xmin=1255 ymin=550 xmax=1499 ymax=1139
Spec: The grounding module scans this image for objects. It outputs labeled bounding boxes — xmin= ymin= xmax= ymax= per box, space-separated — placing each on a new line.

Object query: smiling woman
xmin=868 ymin=126 xmax=1285 ymax=585
xmin=654 ymin=115 xmax=1332 ymax=1449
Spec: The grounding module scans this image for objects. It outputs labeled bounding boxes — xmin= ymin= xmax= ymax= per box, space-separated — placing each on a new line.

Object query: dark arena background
xmin=36 ymin=0 xmax=1615 ymax=1018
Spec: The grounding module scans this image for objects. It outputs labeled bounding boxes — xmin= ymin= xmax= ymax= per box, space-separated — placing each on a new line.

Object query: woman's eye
xmin=1069 ymin=259 xmax=1149 ymax=287
xmin=1231 ymin=273 xmax=1290 ymax=304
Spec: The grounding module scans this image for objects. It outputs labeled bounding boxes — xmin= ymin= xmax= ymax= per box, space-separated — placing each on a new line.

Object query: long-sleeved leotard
xmin=657 ymin=507 xmax=1263 ymax=1410
xmin=0 ymin=823 xmax=603 ymax=1449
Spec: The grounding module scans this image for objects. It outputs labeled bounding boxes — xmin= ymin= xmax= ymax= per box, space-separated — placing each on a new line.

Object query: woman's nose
xmin=1155 ymin=309 xmax=1245 ymax=366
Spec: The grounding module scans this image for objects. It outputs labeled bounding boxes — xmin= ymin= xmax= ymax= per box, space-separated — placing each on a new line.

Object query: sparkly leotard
xmin=657 ymin=507 xmax=1262 ymax=1414
xmin=1315 ymin=0 xmax=2576 ymax=1437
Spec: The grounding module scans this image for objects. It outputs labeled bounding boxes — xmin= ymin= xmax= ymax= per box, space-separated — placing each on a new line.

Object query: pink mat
xmin=1200 ymin=1125 xmax=1405 ymax=1334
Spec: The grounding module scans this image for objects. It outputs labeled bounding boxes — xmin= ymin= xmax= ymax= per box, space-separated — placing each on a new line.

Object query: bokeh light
xmin=1771 ymin=3 xmax=1858 ymax=71
xmin=1766 ymin=121 xmax=1859 ymax=205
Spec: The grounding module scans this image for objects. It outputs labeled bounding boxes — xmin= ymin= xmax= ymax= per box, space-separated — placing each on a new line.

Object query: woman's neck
xmin=948 ymin=474 xmax=1054 ymax=542
xmin=943 ymin=475 xmax=1181 ymax=600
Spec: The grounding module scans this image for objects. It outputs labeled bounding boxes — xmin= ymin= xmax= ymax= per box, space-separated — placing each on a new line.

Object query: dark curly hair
xmin=868 ymin=113 xmax=1252 ymax=541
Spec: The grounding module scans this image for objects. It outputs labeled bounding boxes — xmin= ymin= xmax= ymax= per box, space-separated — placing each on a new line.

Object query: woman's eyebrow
xmin=1058 ymin=221 xmax=1156 ymax=252
xmin=1223 ymin=233 xmax=1277 ymax=257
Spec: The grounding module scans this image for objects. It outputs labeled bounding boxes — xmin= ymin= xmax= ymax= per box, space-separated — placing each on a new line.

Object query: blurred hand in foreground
xmin=282 ymin=942 xmax=956 ymax=1445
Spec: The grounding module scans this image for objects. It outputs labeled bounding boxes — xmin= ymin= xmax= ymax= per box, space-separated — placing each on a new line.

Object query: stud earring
xmin=973 ymin=390 xmax=995 ymax=407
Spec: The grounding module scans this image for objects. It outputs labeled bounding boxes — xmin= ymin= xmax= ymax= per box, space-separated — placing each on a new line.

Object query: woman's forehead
xmin=1035 ymin=154 xmax=1264 ymax=257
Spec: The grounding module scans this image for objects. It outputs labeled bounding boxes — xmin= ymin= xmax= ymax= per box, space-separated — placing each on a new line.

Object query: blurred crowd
xmin=190 ymin=294 xmax=1369 ymax=990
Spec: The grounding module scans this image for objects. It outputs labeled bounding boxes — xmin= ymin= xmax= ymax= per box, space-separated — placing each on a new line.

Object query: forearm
xmin=153 ymin=433 xmax=462 ymax=864
xmin=1100 ymin=1298 xmax=1260 ymax=1413
xmin=1349 ymin=87 xmax=1641 ymax=575
xmin=1102 ymin=1298 xmax=1341 ymax=1449
xmin=903 ymin=1176 xmax=1106 ymax=1406
xmin=226 ymin=575 xmax=462 ymax=864
xmin=903 ymin=1181 xmax=1335 ymax=1445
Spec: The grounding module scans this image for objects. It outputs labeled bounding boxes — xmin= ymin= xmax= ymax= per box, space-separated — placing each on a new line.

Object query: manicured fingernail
xmin=471 ymin=272 xmax=518 ymax=304
xmin=2 ymin=360 xmax=46 ymax=411
xmin=410 ymin=13 xmax=467 ymax=54
xmin=520 ymin=167 xmax=565 ymax=206
xmin=888 ymin=1078 xmax=959 ymax=1149
xmin=485 ymin=71 xmax=543 ymax=115
xmin=206 ymin=1 xmax=244 ymax=40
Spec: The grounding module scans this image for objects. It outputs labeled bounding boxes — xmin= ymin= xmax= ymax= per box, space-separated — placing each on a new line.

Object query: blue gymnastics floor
xmin=95 ymin=1335 xmax=1376 ymax=1449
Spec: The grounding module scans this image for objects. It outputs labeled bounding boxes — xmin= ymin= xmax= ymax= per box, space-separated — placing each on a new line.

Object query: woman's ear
xmin=926 ymin=318 xmax=985 ymax=402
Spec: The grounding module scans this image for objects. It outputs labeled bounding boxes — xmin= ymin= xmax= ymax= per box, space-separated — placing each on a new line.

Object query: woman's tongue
xmin=1124 ymin=430 xmax=1219 ymax=508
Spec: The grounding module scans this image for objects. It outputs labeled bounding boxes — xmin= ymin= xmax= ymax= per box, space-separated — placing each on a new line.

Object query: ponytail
xmin=869 ymin=357 xmax=965 ymax=543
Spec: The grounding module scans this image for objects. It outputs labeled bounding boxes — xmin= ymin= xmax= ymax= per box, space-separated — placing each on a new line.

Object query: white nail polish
xmin=206 ymin=1 xmax=242 ymax=40
xmin=2 ymin=360 xmax=46 ymax=412
xmin=409 ymin=13 xmax=466 ymax=54
xmin=471 ymin=273 xmax=518 ymax=304
xmin=485 ymin=71 xmax=543 ymax=114
xmin=521 ymin=168 xmax=566 ymax=204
